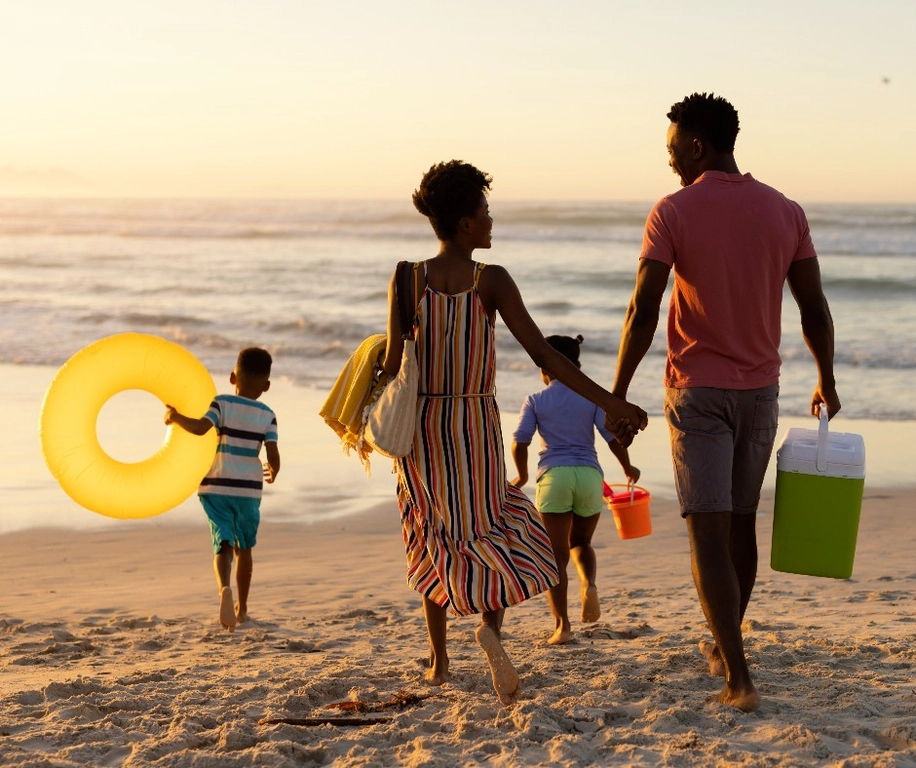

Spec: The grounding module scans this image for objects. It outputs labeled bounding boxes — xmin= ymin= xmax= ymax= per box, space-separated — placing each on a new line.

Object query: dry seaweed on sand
xmin=259 ymin=690 xmax=438 ymax=726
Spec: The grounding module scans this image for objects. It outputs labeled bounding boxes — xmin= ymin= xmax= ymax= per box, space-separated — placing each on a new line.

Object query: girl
xmin=381 ymin=160 xmax=647 ymax=706
xmin=510 ymin=334 xmax=640 ymax=645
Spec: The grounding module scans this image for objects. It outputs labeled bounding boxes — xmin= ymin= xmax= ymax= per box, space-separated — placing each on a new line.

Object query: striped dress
xmin=396 ymin=262 xmax=559 ymax=616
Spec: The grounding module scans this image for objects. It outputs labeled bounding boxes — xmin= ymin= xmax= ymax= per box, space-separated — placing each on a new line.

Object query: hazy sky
xmin=1 ymin=1 xmax=913 ymax=202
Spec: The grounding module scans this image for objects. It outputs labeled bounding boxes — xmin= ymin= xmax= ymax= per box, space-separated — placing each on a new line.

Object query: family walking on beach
xmin=178 ymin=91 xmax=839 ymax=714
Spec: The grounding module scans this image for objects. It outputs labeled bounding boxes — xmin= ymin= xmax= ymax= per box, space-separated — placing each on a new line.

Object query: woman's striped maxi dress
xmin=396 ymin=262 xmax=559 ymax=617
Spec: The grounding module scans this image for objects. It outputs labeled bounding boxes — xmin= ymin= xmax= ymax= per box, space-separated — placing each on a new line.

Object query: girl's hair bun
xmin=546 ymin=334 xmax=583 ymax=365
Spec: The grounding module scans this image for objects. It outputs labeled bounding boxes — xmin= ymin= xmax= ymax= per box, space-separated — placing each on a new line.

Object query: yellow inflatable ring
xmin=40 ymin=333 xmax=218 ymax=519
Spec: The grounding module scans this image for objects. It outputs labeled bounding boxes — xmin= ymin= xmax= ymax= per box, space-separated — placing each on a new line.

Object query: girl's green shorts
xmin=535 ymin=466 xmax=604 ymax=517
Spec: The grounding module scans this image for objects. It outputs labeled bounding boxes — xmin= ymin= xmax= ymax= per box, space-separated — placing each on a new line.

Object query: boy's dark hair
xmin=237 ymin=347 xmax=272 ymax=377
xmin=412 ymin=160 xmax=492 ymax=241
xmin=546 ymin=334 xmax=584 ymax=367
xmin=667 ymin=93 xmax=740 ymax=153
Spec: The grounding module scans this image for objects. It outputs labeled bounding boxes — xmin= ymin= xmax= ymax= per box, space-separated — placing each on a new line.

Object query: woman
xmin=382 ymin=160 xmax=647 ymax=706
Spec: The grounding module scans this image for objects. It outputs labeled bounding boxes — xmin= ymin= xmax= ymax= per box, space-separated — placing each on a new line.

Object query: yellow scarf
xmin=319 ymin=333 xmax=387 ymax=469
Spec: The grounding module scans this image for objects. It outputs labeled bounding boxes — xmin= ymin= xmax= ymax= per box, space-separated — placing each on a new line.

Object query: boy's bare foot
xmin=547 ymin=626 xmax=571 ymax=645
xmin=708 ymin=683 xmax=761 ymax=713
xmin=581 ymin=585 xmax=600 ymax=623
xmin=219 ymin=587 xmax=236 ymax=632
xmin=475 ymin=624 xmax=520 ymax=707
xmin=699 ymin=640 xmax=726 ymax=677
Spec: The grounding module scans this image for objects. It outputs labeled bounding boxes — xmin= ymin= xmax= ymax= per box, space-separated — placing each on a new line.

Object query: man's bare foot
xmin=475 ymin=624 xmax=520 ymax=706
xmin=581 ymin=585 xmax=600 ymax=623
xmin=219 ymin=587 xmax=236 ymax=632
xmin=548 ymin=625 xmax=571 ymax=645
xmin=708 ymin=683 xmax=761 ymax=713
xmin=699 ymin=640 xmax=726 ymax=677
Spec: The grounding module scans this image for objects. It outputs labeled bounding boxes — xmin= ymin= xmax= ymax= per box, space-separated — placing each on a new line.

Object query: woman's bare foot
xmin=424 ymin=649 xmax=449 ymax=686
xmin=423 ymin=665 xmax=449 ymax=686
xmin=708 ymin=683 xmax=761 ymax=713
xmin=476 ymin=625 xmax=520 ymax=706
xmin=581 ymin=585 xmax=600 ymax=623
xmin=548 ymin=625 xmax=571 ymax=645
xmin=699 ymin=640 xmax=726 ymax=677
xmin=219 ymin=587 xmax=236 ymax=632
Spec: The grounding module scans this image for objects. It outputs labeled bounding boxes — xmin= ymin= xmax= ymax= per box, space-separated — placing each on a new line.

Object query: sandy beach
xmin=2 ymin=364 xmax=915 ymax=766
xmin=2 ymin=489 xmax=915 ymax=767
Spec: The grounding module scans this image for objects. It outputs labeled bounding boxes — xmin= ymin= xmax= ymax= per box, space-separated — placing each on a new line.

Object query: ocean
xmin=2 ymin=197 xmax=913 ymax=422
xmin=1 ymin=197 xmax=913 ymax=532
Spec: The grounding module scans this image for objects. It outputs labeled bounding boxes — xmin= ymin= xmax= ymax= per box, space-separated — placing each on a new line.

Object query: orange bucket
xmin=603 ymin=482 xmax=652 ymax=540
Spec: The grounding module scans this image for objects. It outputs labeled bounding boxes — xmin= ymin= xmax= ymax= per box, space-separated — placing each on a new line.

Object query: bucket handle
xmin=816 ymin=406 xmax=829 ymax=473
xmin=604 ymin=482 xmax=647 ymax=507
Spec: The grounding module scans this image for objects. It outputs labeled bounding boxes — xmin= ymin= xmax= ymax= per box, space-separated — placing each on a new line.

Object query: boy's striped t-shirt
xmin=198 ymin=394 xmax=278 ymax=499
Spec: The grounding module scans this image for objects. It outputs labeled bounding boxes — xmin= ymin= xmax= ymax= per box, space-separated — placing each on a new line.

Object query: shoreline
xmin=4 ymin=362 xmax=915 ymax=537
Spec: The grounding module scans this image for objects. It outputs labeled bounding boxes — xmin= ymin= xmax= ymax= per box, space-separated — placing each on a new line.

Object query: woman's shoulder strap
xmin=395 ymin=261 xmax=426 ymax=338
xmin=473 ymin=262 xmax=488 ymax=290
xmin=411 ymin=261 xmax=424 ymax=314
xmin=395 ymin=262 xmax=413 ymax=337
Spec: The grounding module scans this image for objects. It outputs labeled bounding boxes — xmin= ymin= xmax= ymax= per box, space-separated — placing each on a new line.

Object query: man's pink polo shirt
xmin=641 ymin=171 xmax=816 ymax=390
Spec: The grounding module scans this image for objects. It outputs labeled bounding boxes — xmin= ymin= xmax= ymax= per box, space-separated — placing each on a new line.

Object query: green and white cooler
xmin=770 ymin=410 xmax=866 ymax=579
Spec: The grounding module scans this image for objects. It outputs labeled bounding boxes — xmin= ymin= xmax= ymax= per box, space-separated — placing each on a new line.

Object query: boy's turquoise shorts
xmin=535 ymin=466 xmax=604 ymax=517
xmin=199 ymin=494 xmax=261 ymax=553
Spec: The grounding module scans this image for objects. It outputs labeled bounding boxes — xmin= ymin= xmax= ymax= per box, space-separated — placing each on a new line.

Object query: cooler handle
xmin=816 ymin=406 xmax=829 ymax=473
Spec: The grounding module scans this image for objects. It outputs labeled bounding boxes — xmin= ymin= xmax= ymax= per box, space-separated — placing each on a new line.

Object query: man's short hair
xmin=667 ymin=93 xmax=740 ymax=153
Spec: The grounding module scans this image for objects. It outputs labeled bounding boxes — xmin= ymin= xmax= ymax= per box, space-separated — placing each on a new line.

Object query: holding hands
xmin=604 ymin=397 xmax=648 ymax=447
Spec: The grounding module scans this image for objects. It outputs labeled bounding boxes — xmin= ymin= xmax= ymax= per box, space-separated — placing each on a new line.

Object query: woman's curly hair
xmin=412 ymin=160 xmax=492 ymax=241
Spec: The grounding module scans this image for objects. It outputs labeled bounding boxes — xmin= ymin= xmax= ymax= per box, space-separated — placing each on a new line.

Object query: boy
xmin=166 ymin=347 xmax=280 ymax=632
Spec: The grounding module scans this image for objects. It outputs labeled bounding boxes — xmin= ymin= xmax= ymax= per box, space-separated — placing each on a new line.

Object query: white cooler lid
xmin=777 ymin=426 xmax=866 ymax=477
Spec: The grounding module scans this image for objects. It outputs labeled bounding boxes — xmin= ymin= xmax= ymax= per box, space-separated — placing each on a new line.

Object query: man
xmin=612 ymin=93 xmax=839 ymax=712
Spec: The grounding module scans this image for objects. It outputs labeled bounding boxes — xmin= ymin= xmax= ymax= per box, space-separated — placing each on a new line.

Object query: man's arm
xmin=786 ymin=257 xmax=840 ymax=418
xmin=613 ymin=258 xmax=671 ymax=400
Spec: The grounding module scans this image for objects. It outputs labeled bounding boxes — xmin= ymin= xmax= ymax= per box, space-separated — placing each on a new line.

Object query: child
xmin=510 ymin=334 xmax=640 ymax=645
xmin=165 ymin=347 xmax=280 ymax=632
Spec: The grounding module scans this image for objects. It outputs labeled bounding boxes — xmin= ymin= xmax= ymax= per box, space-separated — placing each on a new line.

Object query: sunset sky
xmin=1 ymin=1 xmax=913 ymax=203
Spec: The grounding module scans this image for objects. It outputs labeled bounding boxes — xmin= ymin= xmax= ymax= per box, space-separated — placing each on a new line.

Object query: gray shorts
xmin=665 ymin=385 xmax=779 ymax=517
